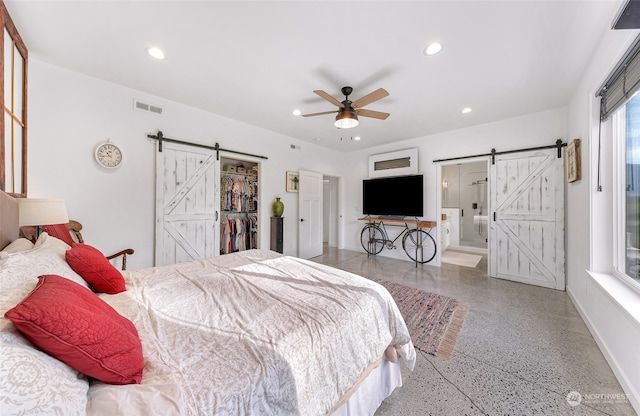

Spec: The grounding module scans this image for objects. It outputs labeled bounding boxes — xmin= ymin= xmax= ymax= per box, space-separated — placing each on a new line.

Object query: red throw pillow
xmin=42 ymin=223 xmax=75 ymax=246
xmin=65 ymin=243 xmax=126 ymax=294
xmin=4 ymin=275 xmax=144 ymax=385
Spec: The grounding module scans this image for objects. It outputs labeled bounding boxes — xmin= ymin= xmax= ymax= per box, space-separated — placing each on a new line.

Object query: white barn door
xmin=489 ymin=149 xmax=565 ymax=290
xmin=155 ymin=141 xmax=220 ymax=266
xmin=298 ymin=169 xmax=323 ymax=259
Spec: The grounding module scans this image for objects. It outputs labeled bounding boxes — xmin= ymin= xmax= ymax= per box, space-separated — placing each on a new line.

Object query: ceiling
xmin=5 ymin=1 xmax=622 ymax=152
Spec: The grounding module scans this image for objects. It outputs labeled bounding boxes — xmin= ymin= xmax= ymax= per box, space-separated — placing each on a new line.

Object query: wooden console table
xmin=358 ymin=217 xmax=436 ymax=229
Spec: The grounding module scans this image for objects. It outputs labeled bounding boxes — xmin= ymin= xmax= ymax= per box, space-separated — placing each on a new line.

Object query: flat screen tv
xmin=363 ymin=174 xmax=423 ymax=217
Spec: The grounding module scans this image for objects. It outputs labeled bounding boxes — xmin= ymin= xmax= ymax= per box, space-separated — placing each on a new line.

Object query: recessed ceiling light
xmin=461 ymin=107 xmax=472 ymax=114
xmin=146 ymin=46 xmax=165 ymax=60
xmin=424 ymin=42 xmax=442 ymax=56
xmin=354 ymin=136 xmax=361 ymax=141
xmin=292 ymin=109 xmax=301 ymax=116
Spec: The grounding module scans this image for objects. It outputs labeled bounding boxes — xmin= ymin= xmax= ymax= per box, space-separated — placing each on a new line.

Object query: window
xmin=0 ymin=2 xmax=27 ymax=197
xmin=368 ymin=148 xmax=418 ymax=178
xmin=613 ymin=93 xmax=640 ymax=290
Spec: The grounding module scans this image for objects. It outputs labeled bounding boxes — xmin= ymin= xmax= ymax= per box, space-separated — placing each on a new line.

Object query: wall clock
xmin=94 ymin=140 xmax=123 ymax=168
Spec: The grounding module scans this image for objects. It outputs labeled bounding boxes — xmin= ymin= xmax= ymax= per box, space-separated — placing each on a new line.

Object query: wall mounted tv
xmin=363 ymin=174 xmax=423 ymax=217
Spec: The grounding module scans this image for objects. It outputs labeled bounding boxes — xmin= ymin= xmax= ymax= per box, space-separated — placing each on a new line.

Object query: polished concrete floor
xmin=311 ymin=247 xmax=637 ymax=416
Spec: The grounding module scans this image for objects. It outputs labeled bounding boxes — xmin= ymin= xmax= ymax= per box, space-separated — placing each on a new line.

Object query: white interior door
xmin=155 ymin=141 xmax=220 ymax=266
xmin=489 ymin=148 xmax=565 ymax=289
xmin=298 ymin=169 xmax=323 ymax=259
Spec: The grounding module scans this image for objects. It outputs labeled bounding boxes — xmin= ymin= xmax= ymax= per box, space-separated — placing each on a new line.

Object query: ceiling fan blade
xmin=352 ymin=88 xmax=389 ymax=109
xmin=313 ymin=90 xmax=345 ymax=108
xmin=301 ymin=110 xmax=338 ymax=117
xmin=357 ymin=109 xmax=390 ymax=120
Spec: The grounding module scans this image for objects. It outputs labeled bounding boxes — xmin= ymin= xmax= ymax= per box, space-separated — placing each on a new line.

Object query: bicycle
xmin=360 ymin=219 xmax=437 ymax=264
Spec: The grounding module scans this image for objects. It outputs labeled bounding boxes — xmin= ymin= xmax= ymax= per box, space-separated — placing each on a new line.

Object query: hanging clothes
xmin=220 ymin=214 xmax=258 ymax=254
xmin=221 ymin=174 xmax=258 ymax=213
xmin=220 ymin=172 xmax=259 ymax=255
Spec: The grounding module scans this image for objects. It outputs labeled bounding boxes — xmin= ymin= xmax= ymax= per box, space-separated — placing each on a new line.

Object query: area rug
xmin=373 ymin=279 xmax=468 ymax=361
xmin=441 ymin=250 xmax=482 ymax=268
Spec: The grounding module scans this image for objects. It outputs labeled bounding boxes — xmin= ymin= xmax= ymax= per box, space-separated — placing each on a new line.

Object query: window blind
xmin=598 ymin=34 xmax=640 ymax=120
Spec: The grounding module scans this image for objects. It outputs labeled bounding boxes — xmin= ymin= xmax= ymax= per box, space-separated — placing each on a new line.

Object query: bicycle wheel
xmin=360 ymin=224 xmax=385 ymax=255
xmin=402 ymin=229 xmax=436 ymax=263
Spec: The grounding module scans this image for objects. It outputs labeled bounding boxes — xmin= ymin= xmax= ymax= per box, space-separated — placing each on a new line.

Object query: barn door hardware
xmin=433 ymin=139 xmax=567 ymax=165
xmin=147 ymin=130 xmax=268 ymax=160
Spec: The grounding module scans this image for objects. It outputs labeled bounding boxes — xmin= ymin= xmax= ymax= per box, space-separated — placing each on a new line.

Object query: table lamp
xmin=18 ymin=198 xmax=69 ymax=238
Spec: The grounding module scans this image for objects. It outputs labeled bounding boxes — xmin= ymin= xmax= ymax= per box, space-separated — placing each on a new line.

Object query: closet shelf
xmin=222 ymin=171 xmax=257 ymax=178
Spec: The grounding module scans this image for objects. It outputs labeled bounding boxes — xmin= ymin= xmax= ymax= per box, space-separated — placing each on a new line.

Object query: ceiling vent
xmin=133 ymin=99 xmax=163 ymax=115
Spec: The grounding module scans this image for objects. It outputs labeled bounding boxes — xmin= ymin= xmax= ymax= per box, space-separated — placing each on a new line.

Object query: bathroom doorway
xmin=441 ymin=161 xmax=489 ymax=251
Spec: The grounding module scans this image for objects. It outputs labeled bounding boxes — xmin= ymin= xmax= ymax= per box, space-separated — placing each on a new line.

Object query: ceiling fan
xmin=302 ymin=86 xmax=390 ymax=129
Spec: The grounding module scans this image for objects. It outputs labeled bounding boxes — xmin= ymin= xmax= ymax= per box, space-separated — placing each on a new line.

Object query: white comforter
xmin=88 ymin=250 xmax=415 ymax=416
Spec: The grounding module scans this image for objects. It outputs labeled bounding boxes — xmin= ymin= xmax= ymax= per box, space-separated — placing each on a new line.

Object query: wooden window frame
xmin=0 ymin=1 xmax=27 ymax=197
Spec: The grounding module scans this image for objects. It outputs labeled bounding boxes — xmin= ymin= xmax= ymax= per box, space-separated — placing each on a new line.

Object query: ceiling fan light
xmin=334 ymin=111 xmax=359 ymax=129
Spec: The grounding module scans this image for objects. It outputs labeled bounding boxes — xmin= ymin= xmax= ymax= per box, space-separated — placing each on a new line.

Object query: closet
xmin=219 ymin=157 xmax=259 ymax=255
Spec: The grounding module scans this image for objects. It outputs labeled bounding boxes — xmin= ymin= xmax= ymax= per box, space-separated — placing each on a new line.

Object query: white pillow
xmin=1 ymin=238 xmax=35 ymax=254
xmin=0 ymin=232 xmax=90 ymax=415
xmin=33 ymin=231 xmax=54 ymax=248
xmin=0 ymin=232 xmax=89 ymax=317
xmin=0 ymin=323 xmax=89 ymax=415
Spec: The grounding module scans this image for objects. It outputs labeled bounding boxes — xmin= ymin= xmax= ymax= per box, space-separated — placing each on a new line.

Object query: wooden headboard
xmin=0 ymin=191 xmax=19 ymax=249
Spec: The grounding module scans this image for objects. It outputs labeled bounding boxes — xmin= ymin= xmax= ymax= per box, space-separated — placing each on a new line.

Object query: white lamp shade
xmin=18 ymin=198 xmax=69 ymax=227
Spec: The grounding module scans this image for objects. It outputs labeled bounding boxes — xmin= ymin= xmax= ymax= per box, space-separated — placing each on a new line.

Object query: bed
xmin=0 ymin=190 xmax=415 ymax=415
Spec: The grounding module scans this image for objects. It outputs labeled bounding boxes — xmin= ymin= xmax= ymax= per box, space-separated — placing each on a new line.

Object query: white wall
xmin=566 ymin=22 xmax=640 ymax=413
xmin=341 ymin=107 xmax=568 ymax=263
xmin=27 ymin=59 xmax=348 ymax=269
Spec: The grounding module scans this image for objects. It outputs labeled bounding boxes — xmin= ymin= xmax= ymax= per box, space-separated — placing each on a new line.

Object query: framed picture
xmin=286 ymin=171 xmax=299 ymax=192
xmin=566 ymin=138 xmax=582 ymax=183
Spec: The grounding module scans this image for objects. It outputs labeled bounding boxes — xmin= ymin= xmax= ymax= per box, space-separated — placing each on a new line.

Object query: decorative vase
xmin=272 ymin=197 xmax=284 ymax=217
